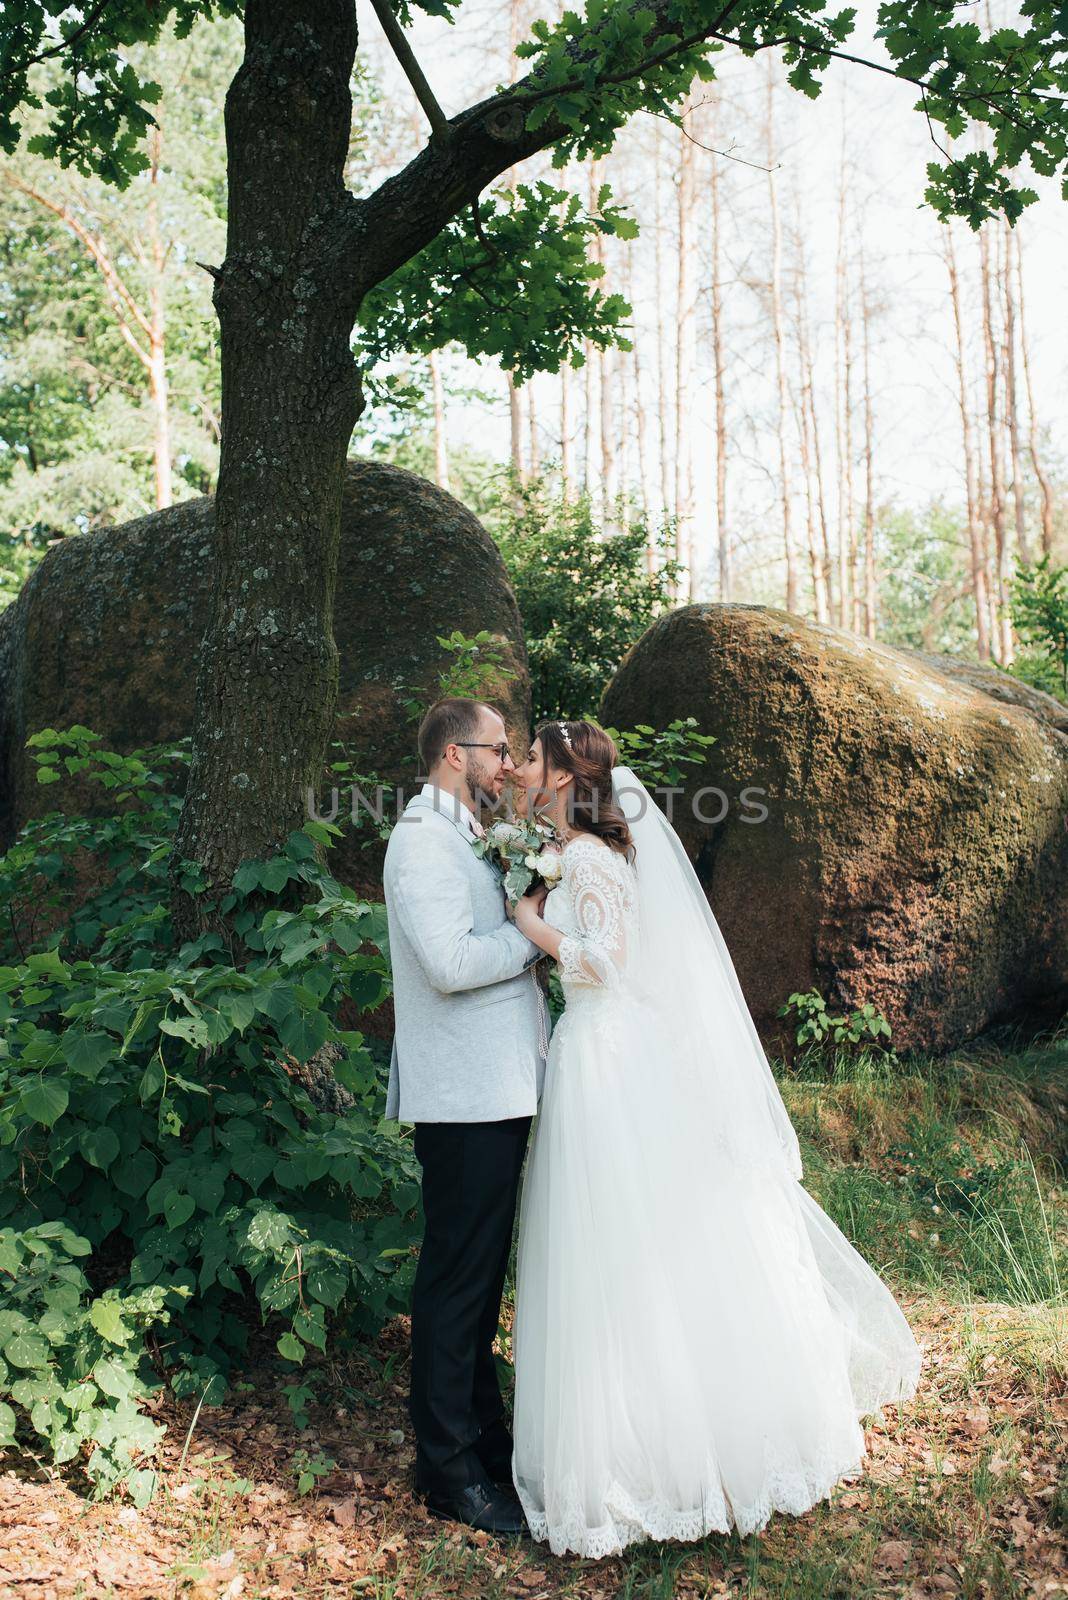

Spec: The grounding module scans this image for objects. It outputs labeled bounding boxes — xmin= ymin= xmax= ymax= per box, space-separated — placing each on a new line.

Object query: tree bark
xmin=1000 ymin=215 xmax=1031 ymax=569
xmin=979 ymin=224 xmax=1013 ymax=664
xmin=709 ymin=101 xmax=729 ymax=601
xmin=859 ymin=238 xmax=877 ymax=640
xmin=508 ymin=374 xmax=525 ymax=488
xmin=560 ymin=359 xmax=574 ymax=500
xmin=943 ymin=220 xmax=992 ymax=661
xmin=1012 ymin=224 xmax=1055 ymax=557
xmin=675 ymin=103 xmax=697 ymax=595
xmin=166 ymin=0 xmax=768 ymax=937
xmin=169 ymin=0 xmax=363 ymax=939
xmin=430 ymin=348 xmax=450 ymax=490
xmin=792 ymin=209 xmax=830 ymax=624
xmin=528 ymin=378 xmax=541 ymax=479
xmin=766 ymin=59 xmax=798 ymax=615
xmin=653 ymin=119 xmax=674 ymax=562
xmin=833 ymin=142 xmax=850 ymax=628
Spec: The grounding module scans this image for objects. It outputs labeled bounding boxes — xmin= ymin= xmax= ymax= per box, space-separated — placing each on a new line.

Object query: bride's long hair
xmin=536 ymin=720 xmax=635 ymax=860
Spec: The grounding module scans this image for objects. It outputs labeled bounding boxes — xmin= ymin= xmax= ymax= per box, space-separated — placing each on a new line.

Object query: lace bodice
xmin=543 ymin=836 xmax=638 ymax=992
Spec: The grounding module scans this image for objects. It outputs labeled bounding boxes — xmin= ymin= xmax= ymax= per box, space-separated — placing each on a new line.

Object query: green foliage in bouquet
xmin=0 ymin=729 xmax=419 ymax=1501
xmin=472 ymin=816 xmax=561 ymax=903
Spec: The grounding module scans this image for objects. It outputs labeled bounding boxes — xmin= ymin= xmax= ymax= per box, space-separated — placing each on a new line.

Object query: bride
xmin=507 ymin=718 xmax=922 ymax=1560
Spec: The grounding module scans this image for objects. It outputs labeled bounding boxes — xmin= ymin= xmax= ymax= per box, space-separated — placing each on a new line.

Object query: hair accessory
xmin=557 ymin=721 xmax=573 ymax=748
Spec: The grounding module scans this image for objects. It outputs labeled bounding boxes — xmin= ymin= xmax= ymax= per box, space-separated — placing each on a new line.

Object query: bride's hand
xmin=513 ymin=890 xmax=545 ymax=938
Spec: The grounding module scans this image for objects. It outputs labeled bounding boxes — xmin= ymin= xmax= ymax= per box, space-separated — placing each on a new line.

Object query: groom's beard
xmin=464 ymin=754 xmax=503 ymax=821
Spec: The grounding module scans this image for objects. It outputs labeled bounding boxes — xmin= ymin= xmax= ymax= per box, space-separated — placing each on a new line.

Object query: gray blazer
xmin=382 ymin=788 xmax=550 ymax=1123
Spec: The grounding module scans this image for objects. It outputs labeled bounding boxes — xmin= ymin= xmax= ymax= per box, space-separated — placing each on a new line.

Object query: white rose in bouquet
xmin=472 ymin=814 xmax=563 ymax=902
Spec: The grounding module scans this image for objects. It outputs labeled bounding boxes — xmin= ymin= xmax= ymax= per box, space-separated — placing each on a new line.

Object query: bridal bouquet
xmin=472 ymin=815 xmax=563 ymax=903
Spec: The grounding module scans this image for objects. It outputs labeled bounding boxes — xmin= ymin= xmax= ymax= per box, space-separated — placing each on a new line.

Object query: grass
xmin=1 ymin=1022 xmax=1065 ymax=1598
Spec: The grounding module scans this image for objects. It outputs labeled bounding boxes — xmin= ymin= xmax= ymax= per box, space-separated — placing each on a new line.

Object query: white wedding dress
xmin=511 ymin=769 xmax=922 ymax=1559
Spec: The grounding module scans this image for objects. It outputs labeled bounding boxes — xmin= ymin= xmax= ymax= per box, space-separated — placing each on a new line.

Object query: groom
xmin=383 ymin=697 xmax=549 ymax=1534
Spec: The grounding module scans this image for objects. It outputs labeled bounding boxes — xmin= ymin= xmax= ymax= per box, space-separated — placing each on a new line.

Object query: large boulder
xmin=0 ymin=459 xmax=531 ymax=897
xmin=601 ymin=603 xmax=1068 ymax=1057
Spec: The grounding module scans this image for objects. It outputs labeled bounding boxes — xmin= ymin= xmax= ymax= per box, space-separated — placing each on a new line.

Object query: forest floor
xmin=0 ymin=1027 xmax=1065 ymax=1600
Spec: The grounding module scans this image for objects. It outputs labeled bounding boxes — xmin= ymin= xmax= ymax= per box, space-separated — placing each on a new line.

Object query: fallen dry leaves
xmin=0 ymin=1298 xmax=1063 ymax=1600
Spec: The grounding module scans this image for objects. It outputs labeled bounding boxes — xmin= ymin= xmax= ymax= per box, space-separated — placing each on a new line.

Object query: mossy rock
xmin=0 ymin=459 xmax=530 ymax=902
xmin=601 ymin=603 xmax=1068 ymax=1057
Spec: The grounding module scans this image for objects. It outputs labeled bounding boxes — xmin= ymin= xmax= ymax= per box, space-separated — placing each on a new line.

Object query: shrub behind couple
xmin=382 ymin=697 xmax=920 ymax=1559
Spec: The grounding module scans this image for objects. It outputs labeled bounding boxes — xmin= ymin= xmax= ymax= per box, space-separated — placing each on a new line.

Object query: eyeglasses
xmin=454 ymin=742 xmax=512 ymax=763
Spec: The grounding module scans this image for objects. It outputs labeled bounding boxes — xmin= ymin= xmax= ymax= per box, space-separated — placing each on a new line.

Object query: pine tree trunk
xmin=943 ymin=221 xmax=991 ymax=661
xmin=709 ymin=103 xmax=729 ymax=601
xmin=1012 ymin=224 xmax=1055 ymax=557
xmin=979 ymin=225 xmax=1014 ymax=664
xmin=859 ymin=240 xmax=877 ymax=640
xmin=833 ymin=150 xmax=850 ymax=628
xmin=1001 ymin=216 xmax=1031 ymax=568
xmin=675 ymin=106 xmax=697 ymax=595
xmin=625 ymin=242 xmax=651 ymax=527
xmin=528 ymin=379 xmax=541 ymax=479
xmin=560 ymin=360 xmax=574 ymax=500
xmin=169 ymin=0 xmax=363 ymax=940
xmin=584 ymin=160 xmax=601 ymax=513
xmin=508 ymin=375 xmax=525 ymax=489
xmin=430 ymin=349 xmax=450 ymax=491
xmin=766 ymin=60 xmax=798 ymax=615
xmin=793 ymin=211 xmax=829 ymax=623
xmin=653 ymin=120 xmax=673 ymax=561
xmin=146 ymin=124 xmax=174 ymax=510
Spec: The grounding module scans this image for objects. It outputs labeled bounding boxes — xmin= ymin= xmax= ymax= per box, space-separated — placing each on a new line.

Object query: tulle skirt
xmin=511 ymin=988 xmax=922 ymax=1560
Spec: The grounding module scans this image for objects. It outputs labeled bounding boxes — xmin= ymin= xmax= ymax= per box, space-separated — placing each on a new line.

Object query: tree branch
xmin=354 ymin=0 xmax=743 ymax=288
xmin=352 ymin=0 xmax=1057 ymax=294
xmin=0 ymin=0 xmax=112 ymax=80
xmin=2 ymin=169 xmax=155 ymax=352
xmin=367 ymin=0 xmax=451 ymax=140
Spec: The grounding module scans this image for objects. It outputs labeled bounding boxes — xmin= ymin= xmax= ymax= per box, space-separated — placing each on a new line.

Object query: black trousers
xmin=409 ymin=1115 xmax=532 ymax=1492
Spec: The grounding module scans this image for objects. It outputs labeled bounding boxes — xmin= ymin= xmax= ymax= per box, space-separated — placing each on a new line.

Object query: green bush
xmin=491 ymin=478 xmax=680 ymax=723
xmin=0 ymin=729 xmax=420 ymax=1501
xmin=1007 ymin=552 xmax=1068 ymax=702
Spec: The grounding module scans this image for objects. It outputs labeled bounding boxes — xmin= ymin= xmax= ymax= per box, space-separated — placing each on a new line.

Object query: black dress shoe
xmin=422 ymin=1476 xmax=527 ymax=1535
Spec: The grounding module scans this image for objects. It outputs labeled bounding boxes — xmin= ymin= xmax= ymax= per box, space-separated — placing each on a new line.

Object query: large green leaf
xmin=19 ymin=1078 xmax=69 ymax=1128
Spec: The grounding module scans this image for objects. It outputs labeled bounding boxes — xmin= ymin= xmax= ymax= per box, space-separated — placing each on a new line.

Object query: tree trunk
xmin=528 ymin=378 xmax=541 ymax=479
xmin=625 ymin=241 xmax=651 ymax=526
xmin=709 ymin=101 xmax=729 ymax=601
xmin=430 ymin=348 xmax=450 ymax=490
xmin=560 ymin=359 xmax=574 ymax=500
xmin=675 ymin=104 xmax=697 ymax=595
xmin=1012 ymin=224 xmax=1055 ymax=557
xmin=169 ymin=0 xmax=363 ymax=941
xmin=600 ymin=340 xmax=617 ymax=526
xmin=766 ymin=59 xmax=798 ymax=615
xmin=508 ymin=374 xmax=525 ymax=488
xmin=653 ymin=119 xmax=673 ymax=558
xmin=792 ymin=211 xmax=829 ymax=624
xmin=833 ymin=145 xmax=850 ymax=628
xmin=979 ymin=224 xmax=1014 ymax=664
xmin=1001 ymin=216 xmax=1031 ymax=568
xmin=146 ymin=124 xmax=174 ymax=509
xmin=584 ymin=162 xmax=601 ymax=510
xmin=859 ymin=239 xmax=877 ymax=640
xmin=943 ymin=221 xmax=991 ymax=661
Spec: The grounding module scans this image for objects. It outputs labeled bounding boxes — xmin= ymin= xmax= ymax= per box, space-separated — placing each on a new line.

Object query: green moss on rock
xmin=600 ymin=603 xmax=1068 ymax=1056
